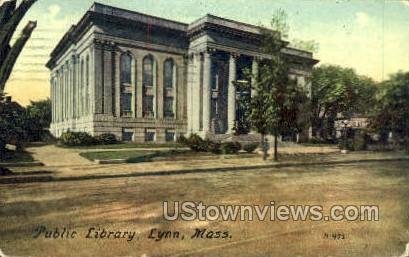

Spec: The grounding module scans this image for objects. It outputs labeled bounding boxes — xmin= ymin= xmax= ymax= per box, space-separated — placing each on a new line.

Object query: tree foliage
xmin=369 ymin=72 xmax=409 ymax=148
xmin=311 ymin=65 xmax=377 ymax=140
xmin=0 ymin=96 xmax=52 ymax=153
xmin=25 ymin=99 xmax=52 ymax=141
xmin=0 ymin=93 xmax=27 ymax=152
xmin=242 ymin=11 xmax=310 ymax=161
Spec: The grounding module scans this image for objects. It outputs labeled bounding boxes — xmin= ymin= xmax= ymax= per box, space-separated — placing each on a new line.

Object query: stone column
xmin=228 ymin=53 xmax=237 ymax=133
xmin=157 ymin=56 xmax=164 ymax=119
xmin=251 ymin=57 xmax=259 ymax=97
xmin=174 ymin=60 xmax=179 ymax=120
xmin=153 ymin=58 xmax=157 ymax=118
xmin=103 ymin=50 xmax=114 ymax=115
xmin=114 ymin=52 xmax=121 ymax=117
xmin=76 ymin=56 xmax=80 ymax=118
xmin=60 ymin=70 xmax=63 ymax=122
xmin=63 ymin=65 xmax=66 ymax=121
xmin=136 ymin=52 xmax=143 ymax=118
xmin=50 ymin=77 xmax=54 ymax=123
xmin=202 ymin=51 xmax=212 ymax=134
xmin=57 ymin=71 xmax=60 ymax=122
xmin=85 ymin=56 xmax=90 ymax=115
xmin=69 ymin=59 xmax=74 ymax=119
xmin=66 ymin=64 xmax=70 ymax=120
xmin=186 ymin=54 xmax=194 ymax=133
xmin=71 ymin=55 xmax=77 ymax=119
xmin=192 ymin=53 xmax=201 ymax=132
xmin=94 ymin=43 xmax=104 ymax=114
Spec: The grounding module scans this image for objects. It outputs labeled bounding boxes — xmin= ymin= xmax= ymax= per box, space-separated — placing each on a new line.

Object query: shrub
xmin=308 ymin=137 xmax=326 ymax=144
xmin=60 ymin=131 xmax=95 ymax=146
xmin=352 ymin=131 xmax=369 ymax=151
xmin=94 ymin=133 xmax=118 ymax=145
xmin=177 ymin=135 xmax=188 ymax=145
xmin=338 ymin=138 xmax=354 ymax=151
xmin=186 ymin=134 xmax=207 ymax=152
xmin=221 ymin=142 xmax=241 ymax=154
xmin=206 ymin=140 xmax=221 ymax=154
xmin=242 ymin=143 xmax=259 ymax=153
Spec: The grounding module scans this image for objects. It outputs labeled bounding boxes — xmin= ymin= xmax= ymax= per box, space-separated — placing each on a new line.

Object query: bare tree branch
xmin=0 ymin=21 xmax=37 ymax=91
xmin=0 ymin=0 xmax=17 ymax=26
xmin=0 ymin=0 xmax=37 ymax=48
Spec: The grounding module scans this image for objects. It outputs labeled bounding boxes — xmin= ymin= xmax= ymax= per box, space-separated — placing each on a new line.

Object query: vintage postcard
xmin=1 ymin=0 xmax=409 ymax=256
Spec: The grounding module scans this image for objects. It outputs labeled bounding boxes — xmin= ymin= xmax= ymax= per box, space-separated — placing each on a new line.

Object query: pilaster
xmin=157 ymin=56 xmax=164 ymax=119
xmin=251 ymin=57 xmax=259 ymax=97
xmin=202 ymin=51 xmax=212 ymax=134
xmin=228 ymin=53 xmax=238 ymax=133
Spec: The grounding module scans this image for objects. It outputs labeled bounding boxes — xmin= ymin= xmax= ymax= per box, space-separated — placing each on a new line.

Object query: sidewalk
xmin=1 ymin=151 xmax=408 ymax=184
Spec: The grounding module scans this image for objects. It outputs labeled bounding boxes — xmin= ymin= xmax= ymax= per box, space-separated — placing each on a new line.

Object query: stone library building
xmin=47 ymin=3 xmax=318 ymax=143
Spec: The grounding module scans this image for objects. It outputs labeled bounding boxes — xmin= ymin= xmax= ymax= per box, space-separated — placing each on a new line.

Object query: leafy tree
xmin=0 ymin=93 xmax=27 ymax=154
xmin=290 ymin=39 xmax=319 ymax=53
xmin=25 ymin=99 xmax=52 ymax=141
xmin=242 ymin=11 xmax=309 ymax=161
xmin=311 ymin=65 xmax=377 ymax=140
xmin=369 ymin=72 xmax=409 ymax=150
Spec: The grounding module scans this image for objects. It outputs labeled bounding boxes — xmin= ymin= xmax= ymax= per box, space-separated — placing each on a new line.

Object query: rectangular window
xmin=211 ymin=99 xmax=218 ymax=116
xmin=165 ymin=130 xmax=175 ymax=142
xmin=164 ymin=96 xmax=174 ymax=118
xmin=121 ymin=92 xmax=132 ymax=115
xmin=145 ymin=129 xmax=156 ymax=142
xmin=122 ymin=128 xmax=134 ymax=142
xmin=164 ymin=60 xmax=173 ymax=88
xmin=143 ymin=95 xmax=154 ymax=118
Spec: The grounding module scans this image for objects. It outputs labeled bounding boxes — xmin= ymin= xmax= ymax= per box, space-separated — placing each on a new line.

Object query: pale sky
xmin=4 ymin=0 xmax=409 ymax=105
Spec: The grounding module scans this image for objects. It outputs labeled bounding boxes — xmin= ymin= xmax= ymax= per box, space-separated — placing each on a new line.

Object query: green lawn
xmin=79 ymin=149 xmax=195 ymax=163
xmin=0 ymin=150 xmax=34 ymax=163
xmin=59 ymin=142 xmax=183 ymax=150
xmin=79 ymin=150 xmax=154 ymax=161
xmin=2 ymin=161 xmax=409 ymax=257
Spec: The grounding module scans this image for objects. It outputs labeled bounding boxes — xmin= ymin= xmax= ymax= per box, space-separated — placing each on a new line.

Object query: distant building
xmin=47 ymin=2 xmax=318 ymax=143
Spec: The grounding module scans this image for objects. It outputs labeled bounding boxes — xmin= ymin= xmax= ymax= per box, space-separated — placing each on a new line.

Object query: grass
xmin=2 ymin=161 xmax=409 ymax=257
xmin=300 ymin=142 xmax=337 ymax=147
xmin=79 ymin=149 xmax=196 ymax=163
xmin=79 ymin=150 xmax=154 ymax=161
xmin=0 ymin=149 xmax=34 ymax=163
xmin=58 ymin=142 xmax=184 ymax=150
xmin=79 ymin=149 xmax=256 ymax=163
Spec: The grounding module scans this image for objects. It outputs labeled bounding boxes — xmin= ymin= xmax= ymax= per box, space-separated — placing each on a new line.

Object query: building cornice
xmin=46 ymin=2 xmax=319 ymax=70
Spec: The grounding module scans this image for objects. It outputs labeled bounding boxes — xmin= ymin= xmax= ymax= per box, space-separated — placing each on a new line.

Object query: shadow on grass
xmin=126 ymin=150 xmax=191 ymax=163
xmin=0 ymin=149 xmax=34 ymax=163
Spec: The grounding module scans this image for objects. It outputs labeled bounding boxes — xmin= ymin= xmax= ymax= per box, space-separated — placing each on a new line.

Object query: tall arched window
xmin=143 ymin=55 xmax=155 ymax=118
xmin=164 ymin=58 xmax=174 ymax=89
xmin=143 ymin=55 xmax=153 ymax=88
xmin=163 ymin=58 xmax=175 ymax=118
xmin=120 ymin=52 xmax=134 ymax=116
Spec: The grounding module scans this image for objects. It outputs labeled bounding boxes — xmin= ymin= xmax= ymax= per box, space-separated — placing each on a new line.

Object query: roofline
xmin=189 ymin=13 xmax=268 ymax=33
xmin=90 ymin=2 xmax=189 ymax=28
xmin=47 ymin=2 xmax=318 ymax=69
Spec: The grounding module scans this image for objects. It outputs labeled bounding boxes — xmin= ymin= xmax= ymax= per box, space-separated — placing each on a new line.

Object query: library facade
xmin=47 ymin=3 xmax=318 ymax=143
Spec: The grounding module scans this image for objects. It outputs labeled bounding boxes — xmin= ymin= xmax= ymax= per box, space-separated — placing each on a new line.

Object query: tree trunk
xmin=261 ymin=133 xmax=267 ymax=160
xmin=0 ymin=0 xmax=37 ymax=47
xmin=0 ymin=0 xmax=37 ymax=92
xmin=0 ymin=1 xmax=16 ymax=27
xmin=0 ymin=20 xmax=36 ymax=91
xmin=274 ymin=133 xmax=278 ymax=161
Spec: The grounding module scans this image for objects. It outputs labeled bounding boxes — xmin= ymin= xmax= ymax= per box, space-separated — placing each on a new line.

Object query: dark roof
xmin=47 ymin=2 xmax=318 ymax=69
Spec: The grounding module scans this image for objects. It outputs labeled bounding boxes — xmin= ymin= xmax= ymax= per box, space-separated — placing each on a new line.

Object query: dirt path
xmin=26 ymin=145 xmax=92 ymax=167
